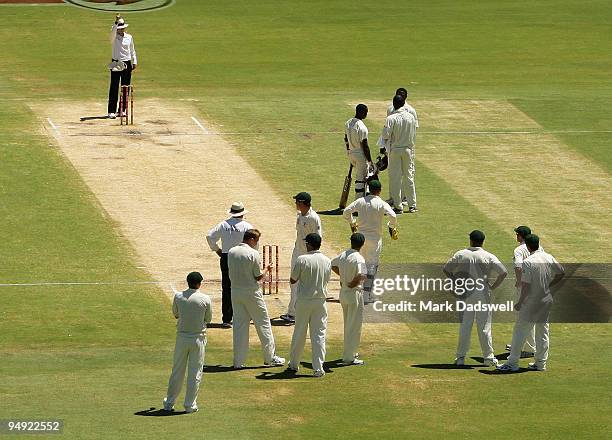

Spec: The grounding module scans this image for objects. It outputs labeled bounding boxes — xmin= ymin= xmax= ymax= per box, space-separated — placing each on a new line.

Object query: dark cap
xmin=469 ymin=230 xmax=485 ymax=243
xmin=524 ymin=233 xmax=540 ymax=250
xmin=514 ymin=225 xmax=531 ymax=238
xmin=350 ymin=232 xmax=366 ymax=248
xmin=186 ymin=271 xmax=203 ymax=286
xmin=304 ymin=232 xmax=322 ymax=249
xmin=293 ymin=192 xmax=312 ymax=204
xmin=368 ymin=180 xmax=382 ymax=191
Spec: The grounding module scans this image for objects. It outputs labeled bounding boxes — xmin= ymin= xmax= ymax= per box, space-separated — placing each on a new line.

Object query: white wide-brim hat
xmin=227 ymin=201 xmax=248 ymax=217
xmin=116 ymin=19 xmax=129 ymax=30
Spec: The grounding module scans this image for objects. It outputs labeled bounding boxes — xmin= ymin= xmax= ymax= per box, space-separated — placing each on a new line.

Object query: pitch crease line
xmin=191 ymin=116 xmax=209 ymax=134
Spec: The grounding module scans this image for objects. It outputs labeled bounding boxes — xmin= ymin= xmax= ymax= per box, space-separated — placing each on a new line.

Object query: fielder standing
xmin=206 ymin=202 xmax=253 ymax=327
xmin=342 ymin=180 xmax=398 ymax=304
xmin=381 ymin=95 xmax=417 ymax=214
xmin=228 ymin=229 xmax=285 ymax=368
xmin=331 ymin=233 xmax=368 ymax=365
xmin=498 ymin=234 xmax=565 ymax=372
xmin=107 ymin=14 xmax=137 ymax=119
xmin=163 ymin=272 xmax=212 ymax=414
xmin=344 ymin=104 xmax=374 ymax=199
xmin=288 ymin=233 xmax=332 ymax=377
xmin=443 ymin=230 xmax=508 ymax=367
xmin=280 ymin=192 xmax=322 ymax=323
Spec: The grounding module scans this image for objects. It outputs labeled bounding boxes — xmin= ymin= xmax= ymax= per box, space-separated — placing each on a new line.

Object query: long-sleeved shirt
xmin=382 ymin=109 xmax=416 ymax=149
xmin=206 ymin=218 xmax=253 ymax=253
xmin=110 ymin=24 xmax=137 ymax=64
xmin=342 ymin=195 xmax=397 ymax=239
xmin=172 ymin=289 xmax=212 ymax=337
xmin=291 ymin=250 xmax=331 ymax=301
xmin=386 ymin=103 xmax=419 ymax=128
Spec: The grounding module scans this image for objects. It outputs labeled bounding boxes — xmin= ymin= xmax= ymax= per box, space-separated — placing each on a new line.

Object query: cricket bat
xmin=339 ymin=164 xmax=353 ymax=209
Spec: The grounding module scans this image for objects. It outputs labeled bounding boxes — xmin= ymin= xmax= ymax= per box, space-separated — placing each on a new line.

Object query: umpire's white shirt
xmin=382 ymin=110 xmax=416 ymax=149
xmin=172 ymin=289 xmax=212 ymax=337
xmin=291 ymin=250 xmax=331 ymax=300
xmin=444 ymin=247 xmax=507 ymax=294
xmin=331 ymin=249 xmax=367 ymax=294
xmin=110 ymin=24 xmax=137 ymax=64
xmin=206 ymin=218 xmax=253 ymax=253
xmin=345 ymin=118 xmax=368 ymax=155
xmin=294 ymin=209 xmax=322 ymax=255
xmin=387 ymin=103 xmax=419 ymax=128
xmin=343 ymin=195 xmax=397 ymax=239
xmin=228 ymin=243 xmax=262 ymax=293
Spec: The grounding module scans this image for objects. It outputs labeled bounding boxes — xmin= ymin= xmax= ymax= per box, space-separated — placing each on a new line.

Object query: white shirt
xmin=343 ymin=195 xmax=397 ymax=239
xmin=382 ymin=109 xmax=416 ymax=149
xmin=345 ymin=118 xmax=369 ymax=155
xmin=110 ymin=24 xmax=137 ymax=64
xmin=294 ymin=208 xmax=322 ymax=254
xmin=521 ymin=250 xmax=564 ymax=306
xmin=206 ymin=217 xmax=253 ymax=253
xmin=387 ymin=103 xmax=419 ymax=128
xmin=331 ymin=249 xmax=367 ymax=293
xmin=513 ymin=242 xmax=545 ymax=268
xmin=172 ymin=289 xmax=212 ymax=337
xmin=444 ymin=247 xmax=508 ymax=294
xmin=291 ymin=250 xmax=331 ymax=301
xmin=228 ymin=243 xmax=263 ymax=293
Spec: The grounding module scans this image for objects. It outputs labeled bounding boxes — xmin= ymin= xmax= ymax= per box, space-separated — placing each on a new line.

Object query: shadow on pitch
xmin=318 ymin=208 xmax=344 ymax=216
xmin=479 ymin=368 xmax=531 ymax=375
xmin=411 ymin=363 xmax=478 ymax=370
xmin=134 ymin=407 xmax=186 ymax=417
xmin=203 ymin=364 xmax=270 ymax=373
xmin=255 ymin=359 xmax=354 ymax=380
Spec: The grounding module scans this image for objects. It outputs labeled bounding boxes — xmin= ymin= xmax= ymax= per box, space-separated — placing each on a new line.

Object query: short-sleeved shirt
xmin=513 ymin=243 xmax=545 ymax=268
xmin=331 ymin=249 xmax=367 ymax=293
xmin=291 ymin=250 xmax=332 ymax=301
xmin=444 ymin=247 xmax=508 ymax=294
xmin=172 ymin=289 xmax=213 ymax=337
xmin=206 ymin=217 xmax=253 ymax=253
xmin=294 ymin=208 xmax=323 ymax=254
xmin=387 ymin=103 xmax=419 ymax=128
xmin=342 ymin=195 xmax=397 ymax=239
xmin=228 ymin=243 xmax=262 ymax=293
xmin=521 ymin=250 xmax=564 ymax=307
xmin=345 ymin=118 xmax=369 ymax=155
xmin=382 ymin=110 xmax=416 ymax=149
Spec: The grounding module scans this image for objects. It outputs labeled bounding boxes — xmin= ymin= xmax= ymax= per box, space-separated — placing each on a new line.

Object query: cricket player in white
xmin=443 ymin=230 xmax=508 ymax=367
xmin=344 ymin=104 xmax=374 ymax=199
xmin=381 ymin=94 xmax=417 ymax=213
xmin=331 ymin=233 xmax=368 ymax=365
xmin=280 ymin=192 xmax=322 ymax=323
xmin=228 ymin=229 xmax=285 ymax=368
xmin=206 ymin=202 xmax=253 ymax=327
xmin=163 ymin=272 xmax=212 ymax=414
xmin=507 ymin=225 xmax=539 ymax=355
xmin=498 ymin=234 xmax=564 ymax=372
xmin=288 ymin=233 xmax=331 ymax=377
xmin=343 ymin=180 xmax=398 ymax=304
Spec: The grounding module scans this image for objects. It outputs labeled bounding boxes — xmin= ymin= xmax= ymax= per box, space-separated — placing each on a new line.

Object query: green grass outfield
xmin=0 ymin=1 xmax=610 ymax=438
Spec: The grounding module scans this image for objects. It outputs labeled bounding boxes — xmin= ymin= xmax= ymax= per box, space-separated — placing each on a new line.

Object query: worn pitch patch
xmin=362 ymin=99 xmax=611 ymax=262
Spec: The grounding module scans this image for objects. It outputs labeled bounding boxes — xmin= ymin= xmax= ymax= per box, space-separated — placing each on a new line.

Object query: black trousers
xmin=107 ymin=60 xmax=133 ymax=114
xmin=220 ymin=253 xmax=233 ymax=324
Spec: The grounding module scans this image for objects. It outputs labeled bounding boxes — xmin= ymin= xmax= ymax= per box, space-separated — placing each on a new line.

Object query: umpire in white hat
xmin=107 ymin=14 xmax=138 ymax=118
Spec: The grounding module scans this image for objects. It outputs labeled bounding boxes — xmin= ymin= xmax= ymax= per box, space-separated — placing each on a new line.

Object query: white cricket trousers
xmin=515 ymin=287 xmax=536 ymax=351
xmin=165 ymin=333 xmax=206 ymax=410
xmin=340 ymin=289 xmax=364 ymax=362
xmin=456 ymin=291 xmax=495 ymax=360
xmin=287 ymin=248 xmax=305 ymax=316
xmin=507 ymin=320 xmax=550 ymax=369
xmin=231 ymin=289 xmax=276 ymax=366
xmin=290 ymin=299 xmax=327 ymax=372
xmin=349 ymin=152 xmax=368 ymax=199
xmin=360 ymin=236 xmax=382 ymax=304
xmin=389 ymin=147 xmax=416 ymax=208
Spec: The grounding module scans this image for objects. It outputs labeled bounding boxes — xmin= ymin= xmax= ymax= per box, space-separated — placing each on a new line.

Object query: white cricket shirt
xmin=206 ymin=218 xmax=253 ymax=253
xmin=382 ymin=110 xmax=416 ymax=149
xmin=172 ymin=289 xmax=213 ymax=337
xmin=110 ymin=25 xmax=137 ymax=64
xmin=444 ymin=247 xmax=508 ymax=294
xmin=294 ymin=208 xmax=322 ymax=254
xmin=291 ymin=250 xmax=331 ymax=301
xmin=345 ymin=117 xmax=369 ymax=155
xmin=387 ymin=103 xmax=419 ymax=128
xmin=521 ymin=250 xmax=564 ymax=306
xmin=342 ymin=195 xmax=397 ymax=239
xmin=228 ymin=243 xmax=263 ymax=293
xmin=331 ymin=249 xmax=367 ymax=293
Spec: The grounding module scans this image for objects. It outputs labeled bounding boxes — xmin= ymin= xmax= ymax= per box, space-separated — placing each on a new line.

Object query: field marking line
xmin=46 ymin=117 xmax=60 ymax=136
xmin=191 ymin=116 xmax=210 ymax=134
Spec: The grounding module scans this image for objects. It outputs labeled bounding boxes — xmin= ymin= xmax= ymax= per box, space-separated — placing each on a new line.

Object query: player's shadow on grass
xmin=479 ymin=368 xmax=530 ymax=375
xmin=270 ymin=317 xmax=295 ymax=326
xmin=207 ymin=323 xmax=231 ymax=329
xmin=202 ymin=364 xmax=270 ymax=373
xmin=318 ymin=208 xmax=344 ymax=216
xmin=134 ymin=408 xmax=186 ymax=417
xmin=255 ymin=359 xmax=353 ymax=380
xmin=411 ymin=363 xmax=477 ymax=370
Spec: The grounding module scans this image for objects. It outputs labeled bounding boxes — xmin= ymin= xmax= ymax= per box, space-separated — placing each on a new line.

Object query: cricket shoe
xmin=108 ymin=113 xmax=116 ymax=119
xmin=528 ymin=362 xmax=546 ymax=371
xmin=313 ymin=369 xmax=326 ymax=378
xmin=343 ymin=359 xmax=364 ymax=366
xmin=233 ymin=364 xmax=246 ymax=369
xmin=221 ymin=322 xmax=232 ymax=328
xmin=483 ymin=357 xmax=499 ymax=367
xmin=496 ymin=363 xmax=519 ymax=372
xmin=162 ymin=398 xmax=174 ymax=412
xmin=454 ymin=357 xmax=465 ymax=366
xmin=280 ymin=314 xmax=295 ymax=323
xmin=407 ymin=206 xmax=418 ymax=213
xmin=505 ymin=344 xmax=512 ymax=351
xmin=265 ymin=355 xmax=285 ymax=367
xmin=184 ymin=405 xmax=198 ymax=414
xmin=287 ymin=364 xmax=299 ymax=373
xmin=392 ymin=208 xmax=403 ymax=215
